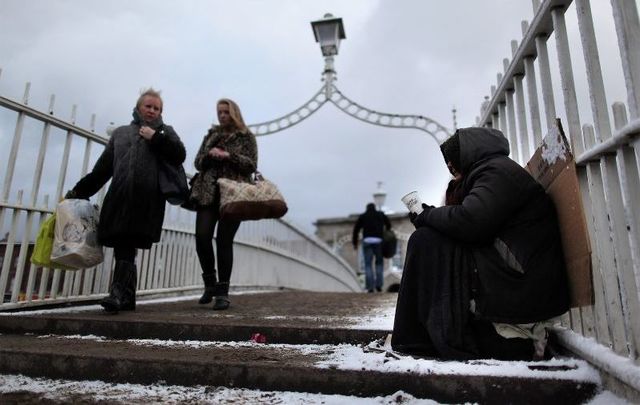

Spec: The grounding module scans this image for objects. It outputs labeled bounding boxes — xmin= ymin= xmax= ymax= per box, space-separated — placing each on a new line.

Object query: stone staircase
xmin=0 ymin=291 xmax=601 ymax=404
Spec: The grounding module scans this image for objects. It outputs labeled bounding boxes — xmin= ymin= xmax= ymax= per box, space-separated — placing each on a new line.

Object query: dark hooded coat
xmin=71 ymin=113 xmax=186 ymax=249
xmin=427 ymin=127 xmax=569 ymax=323
xmin=392 ymin=127 xmax=569 ymax=359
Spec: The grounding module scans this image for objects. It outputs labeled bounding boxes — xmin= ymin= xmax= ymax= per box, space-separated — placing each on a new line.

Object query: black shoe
xmin=376 ymin=287 xmax=382 ymax=292
xmin=213 ymin=296 xmax=230 ymax=310
xmin=367 ymin=289 xmax=374 ymax=293
xmin=100 ymin=294 xmax=121 ymax=313
xmin=199 ymin=273 xmax=216 ymax=304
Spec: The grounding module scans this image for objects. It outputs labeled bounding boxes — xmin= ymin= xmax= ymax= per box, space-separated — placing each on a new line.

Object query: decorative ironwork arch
xmin=248 ymin=61 xmax=452 ymax=145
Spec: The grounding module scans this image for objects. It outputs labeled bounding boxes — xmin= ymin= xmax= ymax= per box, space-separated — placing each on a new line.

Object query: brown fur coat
xmin=189 ymin=126 xmax=258 ymax=208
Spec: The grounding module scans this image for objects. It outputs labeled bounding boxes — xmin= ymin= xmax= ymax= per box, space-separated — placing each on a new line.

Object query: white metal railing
xmin=476 ymin=0 xmax=640 ymax=390
xmin=0 ymin=81 xmax=360 ymax=311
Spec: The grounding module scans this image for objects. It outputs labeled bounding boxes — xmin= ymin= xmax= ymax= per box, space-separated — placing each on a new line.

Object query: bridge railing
xmin=0 ymin=81 xmax=360 ymax=311
xmin=477 ymin=0 xmax=640 ymax=387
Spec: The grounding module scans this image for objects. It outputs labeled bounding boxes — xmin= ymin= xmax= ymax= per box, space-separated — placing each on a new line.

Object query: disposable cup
xmin=401 ymin=191 xmax=423 ymax=214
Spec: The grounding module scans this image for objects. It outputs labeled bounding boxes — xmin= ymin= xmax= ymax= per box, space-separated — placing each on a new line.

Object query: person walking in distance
xmin=352 ymin=203 xmax=391 ymax=293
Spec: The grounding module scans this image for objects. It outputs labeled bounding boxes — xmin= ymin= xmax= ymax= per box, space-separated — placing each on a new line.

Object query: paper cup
xmin=401 ymin=191 xmax=423 ymax=214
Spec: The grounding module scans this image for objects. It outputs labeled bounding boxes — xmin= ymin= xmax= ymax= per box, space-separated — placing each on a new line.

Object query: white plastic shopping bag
xmin=50 ymin=199 xmax=104 ymax=270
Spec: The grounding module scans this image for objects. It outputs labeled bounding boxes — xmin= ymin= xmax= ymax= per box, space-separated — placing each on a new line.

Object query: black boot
xmin=212 ymin=281 xmax=230 ymax=310
xmin=119 ymin=262 xmax=137 ymax=311
xmin=100 ymin=261 xmax=133 ymax=314
xmin=198 ymin=273 xmax=216 ymax=304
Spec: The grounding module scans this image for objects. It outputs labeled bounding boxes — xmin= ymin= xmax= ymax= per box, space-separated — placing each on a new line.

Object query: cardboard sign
xmin=525 ymin=119 xmax=594 ymax=307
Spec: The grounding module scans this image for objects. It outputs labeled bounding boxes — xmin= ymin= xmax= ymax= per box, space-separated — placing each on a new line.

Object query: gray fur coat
xmin=71 ymin=116 xmax=186 ymax=249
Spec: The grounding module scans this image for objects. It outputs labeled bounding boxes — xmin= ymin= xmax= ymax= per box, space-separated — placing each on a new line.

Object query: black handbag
xmin=157 ymin=159 xmax=189 ymax=205
xmin=382 ymin=229 xmax=397 ymax=259
xmin=180 ymin=173 xmax=199 ymax=211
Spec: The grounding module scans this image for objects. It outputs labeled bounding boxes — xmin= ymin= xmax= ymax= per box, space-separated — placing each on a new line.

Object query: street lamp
xmin=310 ymin=13 xmax=346 ymax=57
xmin=373 ymin=181 xmax=387 ymax=211
xmin=311 ymin=13 xmax=346 ymax=96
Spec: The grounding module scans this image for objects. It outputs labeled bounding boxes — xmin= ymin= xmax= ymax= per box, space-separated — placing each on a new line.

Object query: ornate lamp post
xmin=246 ymin=13 xmax=451 ymax=144
xmin=311 ymin=13 xmax=345 ymax=97
xmin=373 ymin=181 xmax=387 ymax=211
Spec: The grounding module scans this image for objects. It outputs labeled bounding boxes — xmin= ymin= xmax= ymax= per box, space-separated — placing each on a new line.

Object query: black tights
xmin=195 ymin=208 xmax=240 ymax=283
xmin=114 ymin=245 xmax=136 ymax=263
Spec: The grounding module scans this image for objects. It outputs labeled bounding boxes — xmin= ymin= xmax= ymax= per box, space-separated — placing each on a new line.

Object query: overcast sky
xmin=0 ymin=1 xmax=629 ymax=232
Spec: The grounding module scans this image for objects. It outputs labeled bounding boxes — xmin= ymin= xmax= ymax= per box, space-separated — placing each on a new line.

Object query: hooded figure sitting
xmin=391 ymin=127 xmax=569 ymax=360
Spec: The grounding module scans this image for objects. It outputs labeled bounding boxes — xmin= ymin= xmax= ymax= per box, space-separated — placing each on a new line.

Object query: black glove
xmin=409 ymin=203 xmax=434 ymax=229
xmin=64 ymin=189 xmax=88 ymax=200
xmin=64 ymin=189 xmax=77 ymax=199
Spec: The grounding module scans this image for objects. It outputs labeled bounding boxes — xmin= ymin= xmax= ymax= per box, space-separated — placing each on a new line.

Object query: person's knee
xmin=408 ymin=227 xmax=439 ymax=246
xmin=406 ymin=227 xmax=451 ymax=257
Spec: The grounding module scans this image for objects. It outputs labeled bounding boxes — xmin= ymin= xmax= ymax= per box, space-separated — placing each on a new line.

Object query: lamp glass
xmin=373 ymin=193 xmax=386 ymax=209
xmin=313 ymin=21 xmax=340 ymax=56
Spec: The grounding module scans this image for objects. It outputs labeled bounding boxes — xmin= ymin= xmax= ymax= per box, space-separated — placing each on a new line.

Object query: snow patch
xmin=0 ymin=374 xmax=439 ymax=404
xmin=540 ymin=126 xmax=568 ymax=165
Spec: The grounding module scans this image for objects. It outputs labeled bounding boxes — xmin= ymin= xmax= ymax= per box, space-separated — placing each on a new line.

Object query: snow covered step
xmin=0 ymin=292 xmax=395 ymax=345
xmin=0 ymin=374 xmax=447 ymax=404
xmin=0 ymin=333 xmax=599 ymax=404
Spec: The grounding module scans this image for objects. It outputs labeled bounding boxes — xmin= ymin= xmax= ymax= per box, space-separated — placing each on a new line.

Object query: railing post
xmin=505 ymin=89 xmax=520 ymax=162
xmin=535 ymin=35 xmax=557 ymax=131
xmin=552 ymin=7 xmax=584 ymax=155
xmin=611 ymin=0 xmax=640 ymax=119
xmin=524 ymin=55 xmax=543 ymax=148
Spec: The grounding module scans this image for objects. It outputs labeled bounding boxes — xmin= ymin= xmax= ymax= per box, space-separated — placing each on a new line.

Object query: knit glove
xmin=409 ymin=203 xmax=434 ymax=229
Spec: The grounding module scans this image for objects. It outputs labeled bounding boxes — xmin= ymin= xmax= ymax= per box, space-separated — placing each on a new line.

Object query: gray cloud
xmin=1 ymin=1 xmax=628 ymax=232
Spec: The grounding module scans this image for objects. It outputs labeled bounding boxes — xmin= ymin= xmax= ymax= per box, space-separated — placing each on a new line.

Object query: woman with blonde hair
xmin=66 ymin=88 xmax=186 ymax=313
xmin=188 ymin=98 xmax=257 ymax=310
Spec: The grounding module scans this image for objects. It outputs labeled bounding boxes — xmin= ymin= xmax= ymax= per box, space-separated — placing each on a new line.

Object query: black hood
xmin=454 ymin=127 xmax=510 ymax=173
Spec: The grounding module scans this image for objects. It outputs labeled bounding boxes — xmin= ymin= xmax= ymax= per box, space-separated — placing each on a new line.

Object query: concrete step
xmin=0 ymin=291 xmax=601 ymax=403
xmin=0 ymin=291 xmax=394 ymax=344
xmin=0 ymin=333 xmax=598 ymax=404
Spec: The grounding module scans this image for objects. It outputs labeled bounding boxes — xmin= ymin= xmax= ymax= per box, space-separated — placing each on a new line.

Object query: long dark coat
xmin=71 ymin=115 xmax=186 ymax=249
xmin=425 ymin=127 xmax=569 ymax=323
xmin=392 ymin=127 xmax=569 ymax=359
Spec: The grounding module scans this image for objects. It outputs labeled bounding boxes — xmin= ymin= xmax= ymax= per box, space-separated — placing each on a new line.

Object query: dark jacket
xmin=189 ymin=126 xmax=258 ymax=208
xmin=72 ymin=115 xmax=186 ymax=249
xmin=424 ymin=127 xmax=569 ymax=323
xmin=352 ymin=205 xmax=391 ymax=247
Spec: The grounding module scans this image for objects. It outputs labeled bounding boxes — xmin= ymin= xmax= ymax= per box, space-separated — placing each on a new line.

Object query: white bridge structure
xmin=1 ymin=0 xmax=640 ymax=398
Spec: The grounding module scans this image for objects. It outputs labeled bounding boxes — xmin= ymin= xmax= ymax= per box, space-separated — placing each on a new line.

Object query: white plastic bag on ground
xmin=50 ymin=199 xmax=104 ymax=270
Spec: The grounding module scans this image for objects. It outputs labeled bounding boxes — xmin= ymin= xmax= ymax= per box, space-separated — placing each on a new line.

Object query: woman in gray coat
xmin=66 ymin=88 xmax=186 ymax=313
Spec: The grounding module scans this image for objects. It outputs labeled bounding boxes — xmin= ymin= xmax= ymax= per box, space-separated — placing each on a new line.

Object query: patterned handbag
xmin=217 ymin=172 xmax=288 ymax=221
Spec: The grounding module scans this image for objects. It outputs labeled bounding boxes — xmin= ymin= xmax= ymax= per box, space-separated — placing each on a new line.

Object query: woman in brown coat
xmin=188 ymin=98 xmax=257 ymax=310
